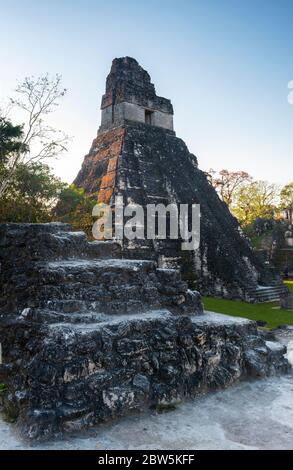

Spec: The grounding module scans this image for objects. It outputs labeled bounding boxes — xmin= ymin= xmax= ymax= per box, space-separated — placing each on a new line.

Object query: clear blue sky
xmin=1 ymin=0 xmax=292 ymax=185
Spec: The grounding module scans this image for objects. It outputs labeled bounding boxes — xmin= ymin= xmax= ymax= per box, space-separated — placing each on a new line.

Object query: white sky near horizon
xmin=0 ymin=0 xmax=293 ymax=187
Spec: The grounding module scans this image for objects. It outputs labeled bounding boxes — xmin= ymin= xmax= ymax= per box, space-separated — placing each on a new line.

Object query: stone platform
xmin=0 ymin=224 xmax=290 ymax=442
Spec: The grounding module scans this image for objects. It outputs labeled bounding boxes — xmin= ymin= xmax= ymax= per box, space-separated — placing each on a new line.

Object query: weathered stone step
xmin=252 ymin=296 xmax=285 ymax=303
xmin=49 ymin=232 xmax=122 ymax=259
xmin=254 ymin=296 xmax=282 ymax=302
xmin=46 ymin=309 xmax=170 ymax=331
xmin=0 ymin=222 xmax=71 ymax=239
xmin=253 ymin=290 xmax=287 ymax=295
xmin=247 ymin=285 xmax=289 ymax=302
xmin=249 ymin=286 xmax=287 ymax=294
xmin=35 ymin=296 xmax=154 ymax=314
xmin=252 ymin=291 xmax=287 ymax=299
xmin=33 ymin=281 xmax=187 ymax=302
xmin=34 ymin=299 xmax=121 ymax=314
xmin=37 ymin=258 xmax=157 ymax=278
xmin=253 ymin=289 xmax=286 ymax=295
xmin=24 ymin=307 xmax=173 ymax=325
xmin=22 ymin=308 xmax=109 ymax=324
xmin=18 ymin=259 xmax=188 ymax=314
xmin=0 ymin=223 xmax=121 ymax=265
xmin=34 ymin=258 xmax=181 ymax=287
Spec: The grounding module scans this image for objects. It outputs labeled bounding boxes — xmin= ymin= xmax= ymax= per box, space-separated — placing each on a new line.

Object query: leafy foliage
xmin=54 ymin=185 xmax=97 ymax=237
xmin=232 ymin=180 xmax=279 ymax=226
xmin=0 ymin=118 xmax=28 ymax=193
xmin=0 ymin=162 xmax=64 ymax=223
xmin=0 ymin=117 xmax=27 ymax=162
xmin=0 ymin=116 xmax=94 ymax=231
xmin=280 ymin=182 xmax=293 ymax=215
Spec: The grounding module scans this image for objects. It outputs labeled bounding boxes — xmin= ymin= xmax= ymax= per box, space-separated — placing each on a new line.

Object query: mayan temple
xmin=74 ymin=56 xmax=285 ymax=302
xmin=0 ymin=58 xmax=290 ymax=443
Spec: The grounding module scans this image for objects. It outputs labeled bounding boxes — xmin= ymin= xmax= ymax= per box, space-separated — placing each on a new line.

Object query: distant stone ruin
xmin=74 ymin=57 xmax=285 ymax=301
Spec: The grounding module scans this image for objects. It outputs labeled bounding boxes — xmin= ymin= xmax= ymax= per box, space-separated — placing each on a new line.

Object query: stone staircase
xmin=0 ymin=223 xmax=198 ymax=315
xmin=247 ymin=284 xmax=289 ymax=303
xmin=0 ymin=223 xmax=290 ymax=442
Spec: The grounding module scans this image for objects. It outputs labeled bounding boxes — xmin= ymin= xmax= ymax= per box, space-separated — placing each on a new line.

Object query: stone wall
xmin=101 ymin=57 xmax=173 ymax=114
xmin=99 ymin=102 xmax=174 ymax=133
xmin=98 ymin=57 xmax=174 ymax=134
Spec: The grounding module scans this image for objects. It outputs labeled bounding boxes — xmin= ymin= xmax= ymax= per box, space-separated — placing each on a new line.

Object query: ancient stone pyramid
xmin=0 ymin=58 xmax=289 ymax=443
xmin=74 ymin=57 xmax=282 ymax=301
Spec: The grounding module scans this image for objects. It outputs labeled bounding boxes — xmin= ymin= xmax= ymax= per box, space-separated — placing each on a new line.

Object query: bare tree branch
xmin=0 ymin=74 xmax=68 ymax=198
xmin=208 ymin=168 xmax=252 ymax=208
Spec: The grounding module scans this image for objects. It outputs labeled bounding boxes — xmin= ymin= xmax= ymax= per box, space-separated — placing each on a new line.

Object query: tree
xmin=232 ymin=180 xmax=279 ymax=226
xmin=280 ymin=182 xmax=293 ymax=224
xmin=0 ymin=117 xmax=28 ymax=191
xmin=0 ymin=162 xmax=65 ymax=223
xmin=0 ymin=74 xmax=68 ymax=198
xmin=280 ymin=182 xmax=293 ymax=209
xmin=207 ymin=169 xmax=252 ymax=208
xmin=0 ymin=117 xmax=27 ymax=162
xmin=54 ymin=185 xmax=97 ymax=237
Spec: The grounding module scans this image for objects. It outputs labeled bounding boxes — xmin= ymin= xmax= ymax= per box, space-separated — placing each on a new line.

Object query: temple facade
xmin=99 ymin=57 xmax=174 ymax=133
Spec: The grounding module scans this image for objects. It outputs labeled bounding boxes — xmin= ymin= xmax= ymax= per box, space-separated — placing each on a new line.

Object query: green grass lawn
xmin=203 ymin=281 xmax=293 ymax=330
